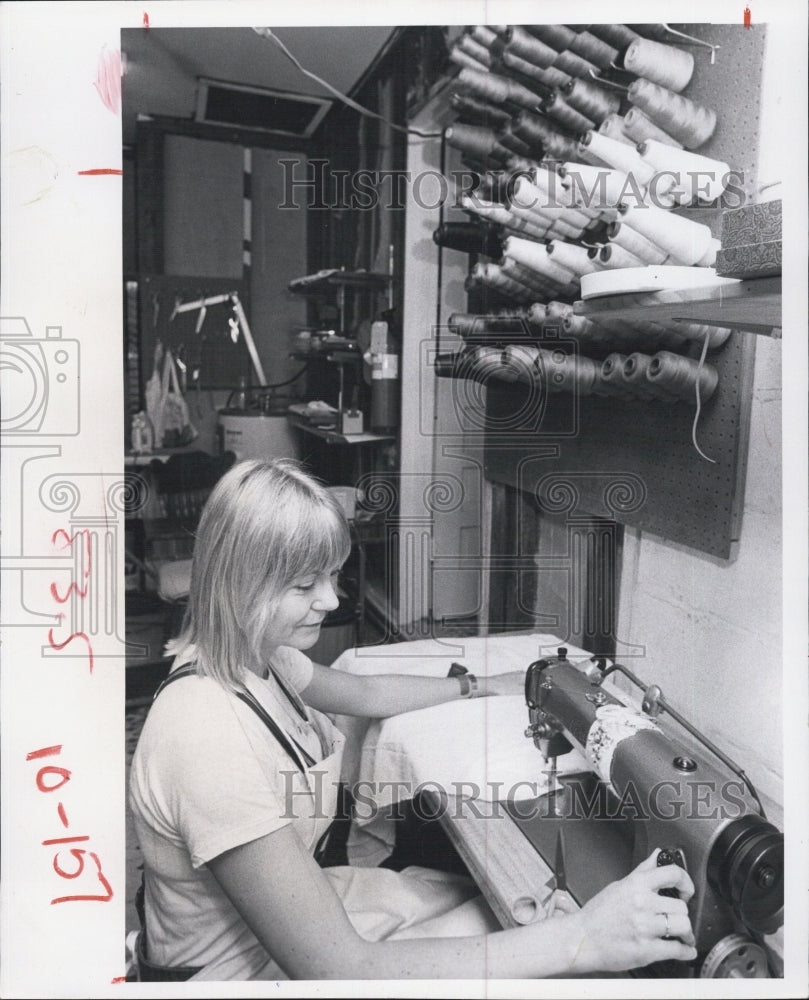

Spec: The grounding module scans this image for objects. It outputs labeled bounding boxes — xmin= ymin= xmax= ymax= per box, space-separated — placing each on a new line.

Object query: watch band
xmin=457 ymin=673 xmax=479 ymax=698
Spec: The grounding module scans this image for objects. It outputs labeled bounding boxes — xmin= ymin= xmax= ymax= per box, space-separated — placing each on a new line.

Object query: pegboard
xmin=484 ymin=330 xmax=756 ymax=558
xmin=137 ymin=275 xmax=251 ymax=393
xmin=476 ymin=22 xmax=771 ymax=559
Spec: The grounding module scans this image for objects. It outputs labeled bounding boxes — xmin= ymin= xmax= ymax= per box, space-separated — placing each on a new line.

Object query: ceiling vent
xmin=195 ymin=78 xmax=332 ymax=138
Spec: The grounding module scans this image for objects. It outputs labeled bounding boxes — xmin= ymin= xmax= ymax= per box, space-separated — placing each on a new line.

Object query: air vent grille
xmin=195 ymin=78 xmax=332 ymax=137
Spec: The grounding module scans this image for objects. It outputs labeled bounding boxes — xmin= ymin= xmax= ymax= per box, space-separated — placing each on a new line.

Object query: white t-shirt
xmin=129 ymin=646 xmax=344 ymax=979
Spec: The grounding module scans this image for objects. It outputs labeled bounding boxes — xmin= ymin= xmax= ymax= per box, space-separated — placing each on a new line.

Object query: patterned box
xmin=716 ymin=199 xmax=782 ymax=278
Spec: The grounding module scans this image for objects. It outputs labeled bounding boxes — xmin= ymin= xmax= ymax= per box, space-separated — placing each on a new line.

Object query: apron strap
xmin=156 ymin=665 xmax=316 ymax=771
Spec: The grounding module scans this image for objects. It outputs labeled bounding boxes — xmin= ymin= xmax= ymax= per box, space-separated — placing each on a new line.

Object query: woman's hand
xmin=564 ymin=850 xmax=698 ymax=973
xmin=481 ymin=671 xmax=527 ymax=697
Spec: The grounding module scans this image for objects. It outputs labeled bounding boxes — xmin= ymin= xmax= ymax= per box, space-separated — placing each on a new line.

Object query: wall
xmin=124 ymin=135 xmax=310 ymax=452
xmin=616 ymin=334 xmax=782 ymax=807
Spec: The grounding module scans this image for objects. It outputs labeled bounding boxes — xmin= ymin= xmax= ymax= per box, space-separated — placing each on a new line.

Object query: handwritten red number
xmin=47 ymin=628 xmax=95 ymax=674
xmin=51 ymin=851 xmax=114 ymax=904
xmin=53 ymin=847 xmax=86 ymax=879
xmin=36 ymin=765 xmax=71 ymax=793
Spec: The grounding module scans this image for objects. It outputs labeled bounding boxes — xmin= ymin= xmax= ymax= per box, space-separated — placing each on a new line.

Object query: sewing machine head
xmin=522 ymin=648 xmax=784 ymax=979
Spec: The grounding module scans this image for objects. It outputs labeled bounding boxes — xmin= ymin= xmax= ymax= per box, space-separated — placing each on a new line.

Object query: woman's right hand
xmin=565 ymin=849 xmax=698 ymax=974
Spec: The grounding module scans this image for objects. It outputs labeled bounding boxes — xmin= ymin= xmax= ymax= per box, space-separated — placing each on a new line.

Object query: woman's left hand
xmin=482 ymin=671 xmax=527 ymax=697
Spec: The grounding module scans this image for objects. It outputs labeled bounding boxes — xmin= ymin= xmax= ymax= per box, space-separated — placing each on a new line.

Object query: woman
xmin=130 ymin=458 xmax=697 ymax=981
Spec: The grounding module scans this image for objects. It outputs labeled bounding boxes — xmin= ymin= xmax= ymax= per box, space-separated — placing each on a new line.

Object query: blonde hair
xmin=172 ymin=458 xmax=351 ymax=688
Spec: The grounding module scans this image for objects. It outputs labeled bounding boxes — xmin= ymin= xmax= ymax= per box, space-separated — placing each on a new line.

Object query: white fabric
xmin=330 ymin=633 xmax=596 ymax=865
xmin=585 ymin=703 xmax=660 ymax=787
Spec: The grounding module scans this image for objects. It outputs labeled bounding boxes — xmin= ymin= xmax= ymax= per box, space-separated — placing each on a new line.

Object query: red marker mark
xmin=94 ymin=46 xmax=122 ymax=115
xmin=51 ymin=850 xmax=114 ymax=904
xmin=111 ymin=977 xmax=128 ymax=984
xmin=143 ymin=11 xmax=150 ymax=30
xmin=77 ymin=168 xmax=123 ymax=176
xmin=47 ymin=628 xmax=95 ymax=673
xmin=744 ymin=5 xmax=752 ymax=26
xmin=26 ymin=744 xmax=63 ymax=761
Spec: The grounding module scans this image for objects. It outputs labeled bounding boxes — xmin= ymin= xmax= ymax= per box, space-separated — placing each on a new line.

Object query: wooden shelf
xmin=574 ymin=275 xmax=782 ymax=337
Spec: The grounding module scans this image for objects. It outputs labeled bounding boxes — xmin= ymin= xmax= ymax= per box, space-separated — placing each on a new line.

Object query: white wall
xmin=616 ymin=335 xmax=782 ymax=806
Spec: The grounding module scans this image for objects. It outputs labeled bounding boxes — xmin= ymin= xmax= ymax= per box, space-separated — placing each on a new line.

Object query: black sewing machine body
xmin=509 ymin=650 xmax=783 ymax=979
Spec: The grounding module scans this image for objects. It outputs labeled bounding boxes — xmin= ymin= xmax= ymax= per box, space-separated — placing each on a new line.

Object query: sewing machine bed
xmin=505 ymin=771 xmax=635 ymax=905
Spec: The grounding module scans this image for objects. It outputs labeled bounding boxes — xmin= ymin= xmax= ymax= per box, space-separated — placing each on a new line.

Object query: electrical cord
xmin=251 ymin=27 xmax=443 ymax=139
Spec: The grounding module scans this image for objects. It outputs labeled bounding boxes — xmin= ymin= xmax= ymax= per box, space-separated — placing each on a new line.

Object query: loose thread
xmin=692 ymin=333 xmax=716 ymax=463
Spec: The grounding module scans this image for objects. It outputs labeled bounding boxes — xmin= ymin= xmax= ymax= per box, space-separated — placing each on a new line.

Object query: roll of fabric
xmin=628 ymin=79 xmax=717 ymax=149
xmin=647 ymin=351 xmax=719 ymax=401
xmin=623 ymin=106 xmax=683 ymax=148
xmin=622 ymin=38 xmax=694 ymax=92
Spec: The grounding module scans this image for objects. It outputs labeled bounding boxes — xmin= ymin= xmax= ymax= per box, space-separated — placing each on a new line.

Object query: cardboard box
xmin=716 ymin=199 xmax=781 ymax=278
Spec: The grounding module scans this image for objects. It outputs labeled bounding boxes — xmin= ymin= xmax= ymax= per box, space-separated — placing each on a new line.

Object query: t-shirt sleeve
xmin=146 ymin=682 xmax=296 ymax=867
xmin=272 ymin=646 xmax=314 ymax=694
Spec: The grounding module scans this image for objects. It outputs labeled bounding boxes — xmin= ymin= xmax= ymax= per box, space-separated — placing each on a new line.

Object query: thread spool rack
xmin=436 ymin=22 xmax=777 ymax=558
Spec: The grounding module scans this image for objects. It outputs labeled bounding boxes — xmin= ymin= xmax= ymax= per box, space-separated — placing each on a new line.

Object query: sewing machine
xmin=512 ymin=648 xmax=783 ymax=979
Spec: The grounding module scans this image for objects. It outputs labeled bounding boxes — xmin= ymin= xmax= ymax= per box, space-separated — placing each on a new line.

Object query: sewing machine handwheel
xmin=699 ymin=934 xmax=770 ymax=978
xmin=707 ymin=816 xmax=784 ymax=935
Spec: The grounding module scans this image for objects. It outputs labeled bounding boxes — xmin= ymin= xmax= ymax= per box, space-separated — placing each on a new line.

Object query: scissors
xmin=545 ymin=828 xmax=577 ymax=917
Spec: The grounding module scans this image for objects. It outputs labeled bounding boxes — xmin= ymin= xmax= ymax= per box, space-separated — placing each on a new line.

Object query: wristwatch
xmin=457 ymin=672 xmax=479 ymax=698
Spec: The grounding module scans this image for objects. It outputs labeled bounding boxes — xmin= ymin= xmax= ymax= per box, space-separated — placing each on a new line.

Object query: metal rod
xmin=600 ymin=662 xmax=767 ymax=817
xmin=661 ymin=24 xmax=720 ymax=64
